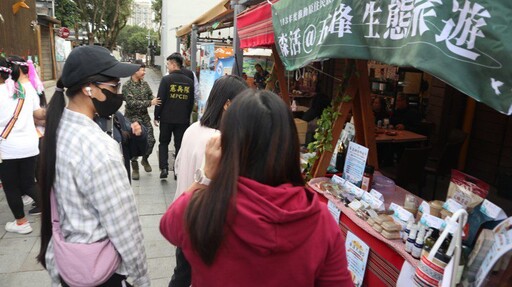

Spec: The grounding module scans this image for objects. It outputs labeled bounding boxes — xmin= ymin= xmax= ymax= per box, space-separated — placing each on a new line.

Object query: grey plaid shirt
xmin=45 ymin=108 xmax=150 ymax=287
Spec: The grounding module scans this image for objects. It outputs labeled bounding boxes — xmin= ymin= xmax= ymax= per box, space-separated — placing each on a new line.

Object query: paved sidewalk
xmin=0 ymin=67 xmax=179 ymax=286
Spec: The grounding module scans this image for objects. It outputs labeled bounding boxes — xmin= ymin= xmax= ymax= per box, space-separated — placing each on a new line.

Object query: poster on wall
xmin=216 ymin=57 xmax=235 ymax=78
xmin=345 ymin=231 xmax=370 ymax=287
xmin=198 ymin=43 xmax=217 ymax=118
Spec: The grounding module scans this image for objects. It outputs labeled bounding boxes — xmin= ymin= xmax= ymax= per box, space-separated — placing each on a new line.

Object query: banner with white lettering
xmin=272 ymin=0 xmax=512 ymax=114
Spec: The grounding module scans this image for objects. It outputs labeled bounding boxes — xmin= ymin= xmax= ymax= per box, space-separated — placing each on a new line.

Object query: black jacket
xmin=155 ymin=70 xmax=194 ymax=124
xmin=95 ymin=111 xmax=148 ymax=181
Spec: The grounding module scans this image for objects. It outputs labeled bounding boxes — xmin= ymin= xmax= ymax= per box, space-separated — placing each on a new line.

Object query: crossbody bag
xmin=50 ymin=191 xmax=121 ymax=287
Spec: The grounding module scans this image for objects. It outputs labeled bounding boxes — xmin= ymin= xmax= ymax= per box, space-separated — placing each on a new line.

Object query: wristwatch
xmin=194 ymin=168 xmax=211 ymax=186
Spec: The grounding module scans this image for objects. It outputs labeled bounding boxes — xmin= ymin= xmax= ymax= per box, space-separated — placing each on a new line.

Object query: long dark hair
xmin=37 ymin=79 xmax=68 ymax=266
xmin=200 ymin=75 xmax=248 ymax=129
xmin=185 ymin=90 xmax=304 ymax=265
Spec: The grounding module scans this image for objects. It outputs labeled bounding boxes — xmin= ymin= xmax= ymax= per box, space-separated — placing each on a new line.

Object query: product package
xmin=446 ymin=170 xmax=489 ymax=212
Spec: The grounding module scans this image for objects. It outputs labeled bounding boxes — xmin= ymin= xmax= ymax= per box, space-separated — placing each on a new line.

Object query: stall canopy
xmin=271 ymin=0 xmax=512 ymax=115
xmin=176 ymin=0 xmax=233 ymax=37
xmin=237 ymin=1 xmax=276 ymax=48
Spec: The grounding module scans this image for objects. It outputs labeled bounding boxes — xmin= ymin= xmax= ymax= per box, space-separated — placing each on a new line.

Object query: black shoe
xmin=29 ymin=206 xmax=41 ymax=215
xmin=160 ymin=168 xmax=168 ymax=179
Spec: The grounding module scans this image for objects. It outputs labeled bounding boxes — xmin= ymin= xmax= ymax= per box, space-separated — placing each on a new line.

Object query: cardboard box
xmin=294 ymin=118 xmax=307 ymax=145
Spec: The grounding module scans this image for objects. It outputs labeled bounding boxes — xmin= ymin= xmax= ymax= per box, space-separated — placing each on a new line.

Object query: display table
xmin=308 ymin=178 xmax=421 ymax=286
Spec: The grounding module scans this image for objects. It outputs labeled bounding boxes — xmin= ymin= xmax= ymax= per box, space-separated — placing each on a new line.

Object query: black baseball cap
xmin=61 ymin=45 xmax=139 ymax=88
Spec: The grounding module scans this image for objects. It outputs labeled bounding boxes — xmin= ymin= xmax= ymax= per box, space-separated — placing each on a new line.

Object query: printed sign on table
xmin=345 ymin=231 xmax=370 ymax=287
xmin=342 ymin=141 xmax=368 ymax=187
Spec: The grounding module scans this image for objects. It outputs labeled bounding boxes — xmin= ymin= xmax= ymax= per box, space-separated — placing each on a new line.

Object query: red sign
xmin=58 ymin=27 xmax=70 ymax=39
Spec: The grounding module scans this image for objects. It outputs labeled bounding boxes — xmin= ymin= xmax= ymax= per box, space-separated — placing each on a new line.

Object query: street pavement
xmin=0 ymin=67 xmax=179 ymax=286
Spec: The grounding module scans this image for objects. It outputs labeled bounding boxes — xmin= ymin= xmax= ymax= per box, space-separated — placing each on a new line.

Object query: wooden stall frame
xmin=311 ymin=59 xmax=379 ymax=177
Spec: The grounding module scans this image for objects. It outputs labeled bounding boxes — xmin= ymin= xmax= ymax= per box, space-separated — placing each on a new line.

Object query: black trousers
xmin=158 ymin=122 xmax=189 ymax=170
xmin=61 ymin=273 xmax=132 ymax=287
xmin=0 ymin=156 xmax=40 ymax=219
xmin=169 ymin=247 xmax=192 ymax=287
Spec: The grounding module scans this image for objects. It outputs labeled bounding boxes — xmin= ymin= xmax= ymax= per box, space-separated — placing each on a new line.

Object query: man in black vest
xmin=154 ymin=53 xmax=194 ymax=179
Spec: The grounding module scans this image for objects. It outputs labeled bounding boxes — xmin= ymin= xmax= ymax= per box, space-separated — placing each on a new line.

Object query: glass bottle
xmin=405 ymin=225 xmax=418 ymax=253
xmin=422 ymin=228 xmax=440 ymax=257
xmin=361 ymin=165 xmax=374 ymax=191
xmin=412 ymin=226 xmax=426 ymax=259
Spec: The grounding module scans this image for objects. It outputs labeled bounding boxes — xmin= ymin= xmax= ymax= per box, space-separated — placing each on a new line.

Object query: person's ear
xmin=223 ymin=99 xmax=231 ymax=111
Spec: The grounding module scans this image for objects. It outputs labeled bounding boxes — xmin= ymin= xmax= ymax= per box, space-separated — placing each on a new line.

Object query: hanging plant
xmin=304 ymin=60 xmax=355 ymax=180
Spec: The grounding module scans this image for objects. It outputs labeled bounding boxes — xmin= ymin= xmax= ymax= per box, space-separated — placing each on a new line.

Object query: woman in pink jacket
xmin=160 ymin=89 xmax=353 ymax=287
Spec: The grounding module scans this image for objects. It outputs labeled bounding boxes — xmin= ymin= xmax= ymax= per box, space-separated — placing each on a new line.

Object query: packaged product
xmin=381 ymin=230 xmax=401 ymax=240
xmin=447 ymin=170 xmax=489 ymax=211
xmin=381 ymin=221 xmax=402 ymax=232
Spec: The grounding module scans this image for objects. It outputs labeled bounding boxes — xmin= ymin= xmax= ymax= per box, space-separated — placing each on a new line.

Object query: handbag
xmin=414 ymin=209 xmax=468 ymax=287
xmin=50 ymin=191 xmax=121 ymax=287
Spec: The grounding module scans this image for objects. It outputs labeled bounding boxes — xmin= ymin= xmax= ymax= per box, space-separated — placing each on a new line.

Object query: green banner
xmin=272 ymin=0 xmax=512 ymax=114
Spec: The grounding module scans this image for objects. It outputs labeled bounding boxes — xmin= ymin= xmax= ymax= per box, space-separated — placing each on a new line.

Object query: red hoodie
xmin=160 ymin=177 xmax=354 ymax=287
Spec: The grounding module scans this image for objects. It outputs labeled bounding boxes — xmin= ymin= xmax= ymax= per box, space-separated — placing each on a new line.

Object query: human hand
xmin=154 ymin=120 xmax=159 ymax=127
xmin=151 ymin=98 xmax=161 ymax=106
xmin=131 ymin=122 xmax=142 ymax=136
xmin=204 ymin=134 xmax=221 ymax=179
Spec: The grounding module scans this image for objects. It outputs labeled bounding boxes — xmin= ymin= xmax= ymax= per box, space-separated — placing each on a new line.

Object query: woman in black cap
xmin=37 ymin=46 xmax=150 ymax=287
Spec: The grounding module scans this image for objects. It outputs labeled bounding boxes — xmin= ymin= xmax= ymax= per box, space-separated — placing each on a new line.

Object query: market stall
xmin=267 ymin=0 xmax=512 ymax=286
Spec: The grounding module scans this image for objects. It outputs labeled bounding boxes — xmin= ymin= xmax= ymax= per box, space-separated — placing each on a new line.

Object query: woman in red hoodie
xmin=160 ymin=90 xmax=353 ymax=287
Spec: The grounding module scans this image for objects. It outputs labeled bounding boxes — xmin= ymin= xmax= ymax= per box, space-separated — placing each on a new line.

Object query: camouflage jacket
xmin=123 ymin=78 xmax=153 ymax=121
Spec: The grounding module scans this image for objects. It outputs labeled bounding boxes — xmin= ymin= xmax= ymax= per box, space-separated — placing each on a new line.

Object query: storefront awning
xmin=272 ymin=0 xmax=512 ymax=115
xmin=176 ymin=0 xmax=232 ymax=37
xmin=237 ymin=1 xmax=276 ymax=48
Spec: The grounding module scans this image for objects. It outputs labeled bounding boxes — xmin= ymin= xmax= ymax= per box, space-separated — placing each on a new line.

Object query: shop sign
xmin=58 ymin=27 xmax=70 ymax=39
xmin=272 ymin=0 xmax=512 ymax=115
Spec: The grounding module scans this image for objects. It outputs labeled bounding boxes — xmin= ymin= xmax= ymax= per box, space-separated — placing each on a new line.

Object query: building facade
xmin=127 ymin=0 xmax=153 ymax=29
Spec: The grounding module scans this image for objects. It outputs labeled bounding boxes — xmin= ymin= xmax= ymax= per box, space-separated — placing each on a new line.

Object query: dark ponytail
xmin=7 ymin=56 xmax=28 ymax=82
xmin=37 ymin=79 xmax=67 ymax=266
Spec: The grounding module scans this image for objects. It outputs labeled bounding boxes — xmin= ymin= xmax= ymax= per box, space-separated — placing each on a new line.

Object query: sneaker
xmin=5 ymin=220 xmax=32 ymax=234
xmin=22 ymin=195 xmax=34 ymax=206
xmin=29 ymin=206 xmax=41 ymax=216
xmin=160 ymin=168 xmax=168 ymax=179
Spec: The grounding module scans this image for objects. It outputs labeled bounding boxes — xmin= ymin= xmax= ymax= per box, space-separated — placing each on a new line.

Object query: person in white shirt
xmin=0 ymin=56 xmax=46 ymax=235
xmin=36 ymin=46 xmax=150 ymax=287
xmin=170 ymin=75 xmax=248 ymax=287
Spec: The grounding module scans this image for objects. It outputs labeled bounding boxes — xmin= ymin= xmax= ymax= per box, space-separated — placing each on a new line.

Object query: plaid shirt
xmin=45 ymin=109 xmax=150 ymax=287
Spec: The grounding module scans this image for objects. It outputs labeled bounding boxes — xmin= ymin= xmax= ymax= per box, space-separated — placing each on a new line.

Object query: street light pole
xmin=147 ymin=29 xmax=151 ymax=66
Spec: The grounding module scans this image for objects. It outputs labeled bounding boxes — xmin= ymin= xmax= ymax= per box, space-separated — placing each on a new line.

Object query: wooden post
xmin=36 ymin=25 xmax=44 ymax=80
xmin=354 ymin=60 xmax=379 ymax=169
xmin=458 ymin=97 xmax=476 ymax=169
xmin=49 ymin=23 xmax=58 ymax=80
xmin=271 ymin=44 xmax=290 ymax=105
